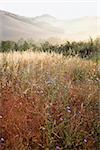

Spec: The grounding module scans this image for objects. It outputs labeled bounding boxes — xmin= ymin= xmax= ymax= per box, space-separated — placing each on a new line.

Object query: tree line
xmin=0 ymin=38 xmax=99 ymax=58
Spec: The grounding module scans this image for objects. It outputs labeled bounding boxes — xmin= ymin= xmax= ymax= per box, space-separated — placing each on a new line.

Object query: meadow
xmin=0 ymin=49 xmax=100 ymax=150
xmin=0 ymin=40 xmax=99 ymax=149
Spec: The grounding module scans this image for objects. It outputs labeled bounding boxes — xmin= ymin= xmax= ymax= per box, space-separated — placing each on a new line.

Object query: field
xmin=0 ymin=51 xmax=99 ymax=150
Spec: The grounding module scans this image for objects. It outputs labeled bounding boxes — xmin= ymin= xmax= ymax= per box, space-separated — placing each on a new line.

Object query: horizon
xmin=0 ymin=0 xmax=99 ymax=20
xmin=0 ymin=9 xmax=99 ymax=21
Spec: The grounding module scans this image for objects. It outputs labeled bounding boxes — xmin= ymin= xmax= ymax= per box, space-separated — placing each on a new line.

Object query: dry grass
xmin=0 ymin=51 xmax=99 ymax=150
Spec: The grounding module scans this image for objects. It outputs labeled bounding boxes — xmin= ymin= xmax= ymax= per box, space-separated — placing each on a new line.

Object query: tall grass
xmin=0 ymin=51 xmax=99 ymax=150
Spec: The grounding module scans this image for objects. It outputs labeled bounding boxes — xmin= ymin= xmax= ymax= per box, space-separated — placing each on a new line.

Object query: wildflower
xmin=60 ymin=117 xmax=63 ymax=121
xmin=66 ymin=106 xmax=71 ymax=113
xmin=46 ymin=77 xmax=56 ymax=85
xmin=0 ymin=115 xmax=3 ymax=119
xmin=67 ymin=109 xmax=71 ymax=113
xmin=84 ymin=139 xmax=87 ymax=143
xmin=40 ymin=126 xmax=45 ymax=130
xmin=0 ymin=137 xmax=5 ymax=143
xmin=67 ymin=106 xmax=70 ymax=110
xmin=56 ymin=145 xmax=60 ymax=150
xmin=48 ymin=114 xmax=52 ymax=118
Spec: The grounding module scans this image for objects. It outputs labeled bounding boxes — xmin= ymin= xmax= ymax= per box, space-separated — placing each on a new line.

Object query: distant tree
xmin=0 ymin=38 xmax=99 ymax=59
xmin=21 ymin=41 xmax=30 ymax=51
xmin=14 ymin=43 xmax=19 ymax=51
xmin=31 ymin=44 xmax=38 ymax=52
xmin=0 ymin=41 xmax=15 ymax=52
xmin=41 ymin=41 xmax=52 ymax=52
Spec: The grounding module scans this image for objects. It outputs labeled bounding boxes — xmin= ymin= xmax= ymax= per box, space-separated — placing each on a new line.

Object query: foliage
xmin=0 ymin=41 xmax=16 ymax=52
xmin=0 ymin=38 xmax=100 ymax=59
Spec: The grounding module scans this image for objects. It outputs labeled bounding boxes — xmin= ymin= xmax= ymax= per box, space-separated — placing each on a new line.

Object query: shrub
xmin=0 ymin=38 xmax=99 ymax=59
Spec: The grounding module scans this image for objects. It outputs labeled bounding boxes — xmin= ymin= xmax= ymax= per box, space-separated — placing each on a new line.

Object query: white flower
xmin=0 ymin=115 xmax=3 ymax=119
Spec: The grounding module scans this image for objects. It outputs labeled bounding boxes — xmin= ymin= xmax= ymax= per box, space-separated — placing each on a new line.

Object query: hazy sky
xmin=0 ymin=0 xmax=99 ymax=19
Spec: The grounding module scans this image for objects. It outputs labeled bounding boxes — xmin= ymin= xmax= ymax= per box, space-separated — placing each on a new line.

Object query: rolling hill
xmin=0 ymin=10 xmax=100 ymax=42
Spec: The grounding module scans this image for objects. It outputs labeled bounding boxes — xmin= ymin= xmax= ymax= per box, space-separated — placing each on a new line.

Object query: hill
xmin=0 ymin=10 xmax=100 ymax=41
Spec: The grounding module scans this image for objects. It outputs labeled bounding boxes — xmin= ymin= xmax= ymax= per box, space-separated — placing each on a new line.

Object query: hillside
xmin=0 ymin=10 xmax=100 ymax=41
